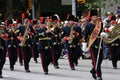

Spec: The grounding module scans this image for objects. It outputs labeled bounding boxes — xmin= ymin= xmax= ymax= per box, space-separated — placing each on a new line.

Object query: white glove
xmin=100 ymin=32 xmax=108 ymax=38
xmin=108 ymin=25 xmax=114 ymax=32
xmin=82 ymin=42 xmax=87 ymax=52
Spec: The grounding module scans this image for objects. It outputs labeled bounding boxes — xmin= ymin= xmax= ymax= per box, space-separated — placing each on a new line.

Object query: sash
xmin=88 ymin=21 xmax=101 ymax=49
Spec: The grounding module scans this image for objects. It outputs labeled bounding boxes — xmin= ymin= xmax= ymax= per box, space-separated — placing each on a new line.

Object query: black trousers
xmin=52 ymin=45 xmax=62 ymax=66
xmin=8 ymin=47 xmax=17 ymax=69
xmin=22 ymin=46 xmax=32 ymax=70
xmin=90 ymin=47 xmax=103 ymax=78
xmin=67 ymin=45 xmax=82 ymax=69
xmin=68 ymin=47 xmax=75 ymax=68
xmin=32 ymin=44 xmax=39 ymax=62
xmin=40 ymin=49 xmax=52 ymax=73
xmin=109 ymin=46 xmax=120 ymax=68
xmin=0 ymin=49 xmax=6 ymax=75
xmin=74 ymin=46 xmax=82 ymax=65
xmin=18 ymin=47 xmax=23 ymax=64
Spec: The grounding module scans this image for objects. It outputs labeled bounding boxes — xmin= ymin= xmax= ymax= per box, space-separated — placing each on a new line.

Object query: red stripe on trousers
xmin=51 ymin=50 xmax=55 ymax=64
xmin=39 ymin=52 xmax=44 ymax=72
xmin=90 ymin=48 xmax=98 ymax=77
xmin=67 ymin=50 xmax=72 ymax=68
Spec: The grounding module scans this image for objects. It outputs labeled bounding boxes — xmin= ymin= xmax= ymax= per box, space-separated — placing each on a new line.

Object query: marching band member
xmin=67 ymin=22 xmax=82 ymax=70
xmin=50 ymin=19 xmax=62 ymax=69
xmin=31 ymin=19 xmax=39 ymax=63
xmin=72 ymin=22 xmax=83 ymax=63
xmin=38 ymin=17 xmax=53 ymax=74
xmin=16 ymin=18 xmax=24 ymax=66
xmin=104 ymin=15 xmax=120 ymax=69
xmin=84 ymin=9 xmax=103 ymax=80
xmin=18 ymin=19 xmax=32 ymax=72
xmin=62 ymin=15 xmax=83 ymax=70
xmin=6 ymin=20 xmax=18 ymax=71
xmin=0 ymin=25 xmax=8 ymax=78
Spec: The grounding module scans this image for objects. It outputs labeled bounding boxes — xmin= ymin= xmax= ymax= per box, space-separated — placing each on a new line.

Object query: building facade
xmin=0 ymin=0 xmax=84 ymax=21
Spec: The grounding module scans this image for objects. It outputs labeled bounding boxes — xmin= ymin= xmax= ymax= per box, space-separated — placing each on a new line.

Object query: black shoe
xmin=0 ymin=75 xmax=3 ymax=78
xmin=90 ymin=70 xmax=97 ymax=79
xmin=26 ymin=70 xmax=30 ymax=73
xmin=113 ymin=66 xmax=117 ymax=69
xmin=96 ymin=77 xmax=103 ymax=80
xmin=35 ymin=61 xmax=38 ymax=63
xmin=74 ymin=63 xmax=78 ymax=66
xmin=20 ymin=63 xmax=23 ymax=66
xmin=44 ymin=71 xmax=48 ymax=74
xmin=10 ymin=68 xmax=14 ymax=71
xmin=54 ymin=65 xmax=60 ymax=69
xmin=71 ymin=67 xmax=75 ymax=70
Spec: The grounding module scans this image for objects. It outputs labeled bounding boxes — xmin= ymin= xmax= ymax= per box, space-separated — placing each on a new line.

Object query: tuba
xmin=103 ymin=24 xmax=120 ymax=44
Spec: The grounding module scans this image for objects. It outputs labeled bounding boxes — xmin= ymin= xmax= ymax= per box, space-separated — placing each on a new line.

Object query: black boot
xmin=71 ymin=67 xmax=75 ymax=70
xmin=44 ymin=71 xmax=48 ymax=74
xmin=0 ymin=75 xmax=3 ymax=78
xmin=90 ymin=69 xmax=97 ymax=79
xmin=54 ymin=65 xmax=60 ymax=69
xmin=26 ymin=69 xmax=30 ymax=73
xmin=96 ymin=77 xmax=103 ymax=80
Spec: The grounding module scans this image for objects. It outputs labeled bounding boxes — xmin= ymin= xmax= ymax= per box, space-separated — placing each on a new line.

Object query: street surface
xmin=1 ymin=57 xmax=120 ymax=80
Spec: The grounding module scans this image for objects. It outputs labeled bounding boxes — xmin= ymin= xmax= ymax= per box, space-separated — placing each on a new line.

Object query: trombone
xmin=46 ymin=23 xmax=57 ymax=37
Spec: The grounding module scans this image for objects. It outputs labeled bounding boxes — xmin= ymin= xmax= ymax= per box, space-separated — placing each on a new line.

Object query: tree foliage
xmin=85 ymin=0 xmax=102 ymax=9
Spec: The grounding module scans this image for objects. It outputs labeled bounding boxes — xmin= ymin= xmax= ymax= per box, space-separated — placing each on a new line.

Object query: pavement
xmin=1 ymin=57 xmax=120 ymax=80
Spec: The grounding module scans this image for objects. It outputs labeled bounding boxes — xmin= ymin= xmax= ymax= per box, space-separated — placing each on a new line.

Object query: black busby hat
xmin=110 ymin=15 xmax=116 ymax=21
xmin=67 ymin=14 xmax=75 ymax=21
xmin=8 ymin=19 xmax=13 ymax=25
xmin=90 ymin=9 xmax=98 ymax=17
xmin=51 ymin=15 xmax=58 ymax=21
xmin=32 ymin=19 xmax=37 ymax=25
xmin=24 ymin=13 xmax=29 ymax=19
xmin=17 ymin=18 xmax=22 ymax=24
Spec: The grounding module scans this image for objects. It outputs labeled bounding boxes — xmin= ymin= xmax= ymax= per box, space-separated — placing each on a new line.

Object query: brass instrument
xmin=46 ymin=22 xmax=57 ymax=37
xmin=0 ymin=26 xmax=8 ymax=41
xmin=103 ymin=24 xmax=120 ymax=44
xmin=39 ymin=37 xmax=51 ymax=41
xmin=0 ymin=27 xmax=5 ymax=34
xmin=11 ymin=26 xmax=19 ymax=33
xmin=19 ymin=23 xmax=30 ymax=47
xmin=68 ymin=26 xmax=75 ymax=44
xmin=0 ymin=27 xmax=4 ymax=49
